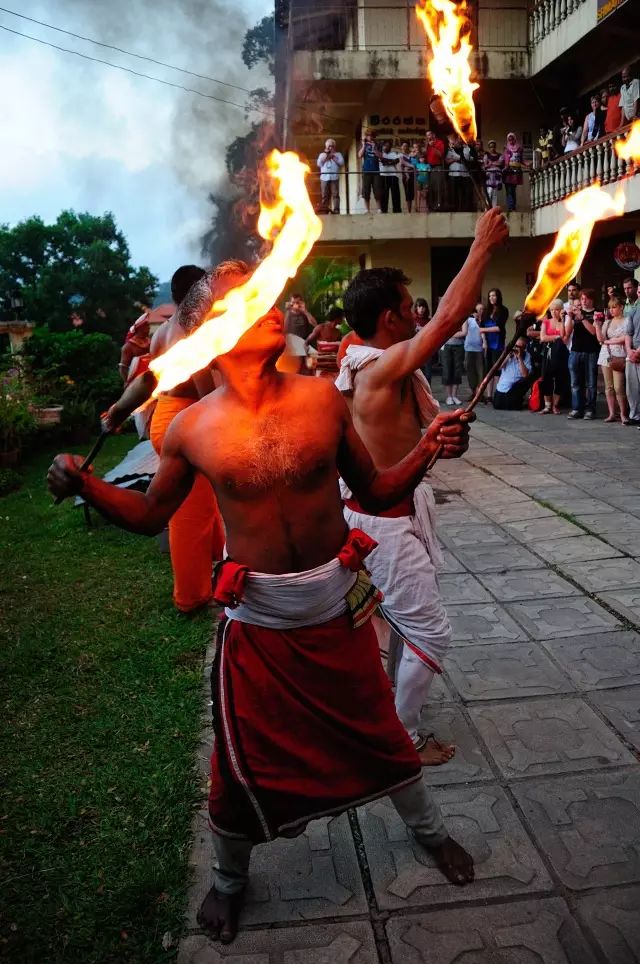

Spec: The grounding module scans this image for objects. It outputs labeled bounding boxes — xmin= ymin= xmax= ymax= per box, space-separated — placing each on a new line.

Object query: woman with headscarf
xmin=502 ymin=133 xmax=526 ymax=212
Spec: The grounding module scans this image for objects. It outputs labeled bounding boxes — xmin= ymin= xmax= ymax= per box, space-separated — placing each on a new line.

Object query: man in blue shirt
xmin=358 ymin=129 xmax=382 ymax=214
xmin=492 ymin=336 xmax=532 ymax=410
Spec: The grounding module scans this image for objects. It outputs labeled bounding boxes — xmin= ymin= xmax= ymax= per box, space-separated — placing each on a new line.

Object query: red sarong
xmin=208 ymin=534 xmax=422 ymax=843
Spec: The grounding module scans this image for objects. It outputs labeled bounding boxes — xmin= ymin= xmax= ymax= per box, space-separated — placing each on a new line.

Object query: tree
xmin=0 ymin=212 xmax=157 ymax=340
xmin=242 ymin=14 xmax=275 ymax=74
xmin=286 ymin=257 xmax=356 ymax=321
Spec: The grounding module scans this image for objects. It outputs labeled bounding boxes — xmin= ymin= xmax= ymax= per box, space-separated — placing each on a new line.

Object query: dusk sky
xmin=0 ymin=0 xmax=272 ymax=285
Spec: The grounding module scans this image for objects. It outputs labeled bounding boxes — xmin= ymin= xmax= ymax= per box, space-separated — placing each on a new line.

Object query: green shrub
xmin=21 ymin=329 xmax=121 ymax=413
xmin=0 ymin=467 xmax=22 ymax=496
xmin=0 ymin=373 xmax=37 ymax=454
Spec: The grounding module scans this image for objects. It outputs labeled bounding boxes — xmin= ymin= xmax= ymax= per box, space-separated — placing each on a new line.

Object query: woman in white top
xmin=562 ymin=114 xmax=583 ymax=153
xmin=596 ymin=294 xmax=630 ymax=424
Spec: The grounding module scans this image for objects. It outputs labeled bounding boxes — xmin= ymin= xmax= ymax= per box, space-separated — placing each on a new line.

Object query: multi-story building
xmin=274 ymin=0 xmax=640 ymax=317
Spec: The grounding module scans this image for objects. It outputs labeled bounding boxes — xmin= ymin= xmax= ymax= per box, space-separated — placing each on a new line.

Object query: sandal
xmin=539 ymin=406 xmax=552 ymax=415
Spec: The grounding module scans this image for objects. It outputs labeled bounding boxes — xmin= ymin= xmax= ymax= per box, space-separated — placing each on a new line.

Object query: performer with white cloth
xmin=337 ymin=207 xmax=509 ymax=765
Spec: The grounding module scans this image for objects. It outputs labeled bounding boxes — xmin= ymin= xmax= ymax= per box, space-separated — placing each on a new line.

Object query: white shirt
xmin=379 ymin=151 xmax=400 ymax=178
xmin=317 ymin=151 xmax=344 ymax=181
xmin=620 ymin=78 xmax=640 ymax=122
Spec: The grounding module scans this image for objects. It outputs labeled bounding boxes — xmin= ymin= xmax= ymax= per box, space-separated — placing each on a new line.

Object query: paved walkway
xmin=180 ymin=408 xmax=640 ymax=964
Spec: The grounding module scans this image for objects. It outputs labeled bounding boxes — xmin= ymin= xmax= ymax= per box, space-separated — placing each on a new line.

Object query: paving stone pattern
xmin=180 ymin=410 xmax=640 ymax=964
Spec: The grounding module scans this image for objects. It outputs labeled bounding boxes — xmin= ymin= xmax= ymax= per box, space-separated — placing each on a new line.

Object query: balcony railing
xmin=530 ymin=127 xmax=636 ymax=209
xmin=528 ymin=0 xmax=588 ymax=47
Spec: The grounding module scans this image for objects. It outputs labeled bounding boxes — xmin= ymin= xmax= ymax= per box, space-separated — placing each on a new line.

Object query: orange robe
xmin=150 ymin=396 xmax=225 ymax=612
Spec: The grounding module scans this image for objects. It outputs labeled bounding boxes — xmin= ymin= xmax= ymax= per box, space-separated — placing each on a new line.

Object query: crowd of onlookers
xmin=413 ymin=277 xmax=640 ymax=425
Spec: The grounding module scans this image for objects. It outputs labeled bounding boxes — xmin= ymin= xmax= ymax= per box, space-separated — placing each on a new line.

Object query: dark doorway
xmin=431 ymin=246 xmax=469 ymax=315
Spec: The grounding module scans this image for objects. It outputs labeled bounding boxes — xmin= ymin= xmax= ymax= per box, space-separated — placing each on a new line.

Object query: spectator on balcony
xmin=581 ymin=95 xmax=606 ymax=146
xmin=539 ymin=300 xmax=569 ymax=414
xmin=565 ymin=288 xmax=601 ymax=420
xmin=605 ymin=80 xmax=623 ymax=133
xmin=379 ymin=140 xmax=402 ymax=214
xmin=481 ymin=288 xmax=509 ymax=402
xmin=317 ymin=139 xmax=344 ymax=215
xmin=596 ymin=295 xmax=630 ymax=423
xmin=399 ymin=142 xmax=416 ymax=213
xmin=561 ymin=113 xmax=583 ymax=153
xmin=552 ymin=108 xmax=570 ymax=157
xmin=445 ymin=134 xmax=474 ymax=211
xmin=483 ymin=140 xmax=503 ymax=207
xmin=620 ymin=67 xmax=640 ymax=124
xmin=425 ymin=130 xmax=447 ymax=211
xmin=536 ymin=126 xmax=554 ymax=166
xmin=501 ymin=133 xmax=526 ymax=212
xmin=358 ymin=129 xmax=382 ymax=214
xmin=623 ymin=277 xmax=639 ymax=317
xmin=414 ymin=150 xmax=431 ymax=212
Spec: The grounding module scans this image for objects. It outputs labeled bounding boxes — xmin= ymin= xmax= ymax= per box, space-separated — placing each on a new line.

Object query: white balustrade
xmin=528 ymin=0 xmax=587 ymax=47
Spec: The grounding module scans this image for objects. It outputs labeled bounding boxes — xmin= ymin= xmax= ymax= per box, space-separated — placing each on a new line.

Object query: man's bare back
xmin=349 ymin=367 xmax=423 ymax=469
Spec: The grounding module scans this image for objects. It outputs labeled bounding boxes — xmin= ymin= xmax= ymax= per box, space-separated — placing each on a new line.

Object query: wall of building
xmin=530 ymin=0 xmax=597 ymax=76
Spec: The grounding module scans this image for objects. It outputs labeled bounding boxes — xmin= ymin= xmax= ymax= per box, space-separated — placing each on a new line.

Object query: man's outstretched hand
xmin=47 ymin=454 xmax=89 ymax=501
xmin=424 ymin=409 xmax=474 ymax=460
xmin=474 ymin=206 xmax=509 ymax=253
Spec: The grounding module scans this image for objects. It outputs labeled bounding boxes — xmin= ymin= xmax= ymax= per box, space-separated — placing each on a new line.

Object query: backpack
xmin=528 ymin=376 xmax=544 ymax=412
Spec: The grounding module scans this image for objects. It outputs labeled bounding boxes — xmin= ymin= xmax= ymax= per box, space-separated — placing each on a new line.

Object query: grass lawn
xmin=0 ymin=436 xmax=212 ymax=962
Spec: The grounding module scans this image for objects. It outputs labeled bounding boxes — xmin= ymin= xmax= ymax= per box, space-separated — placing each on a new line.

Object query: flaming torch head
xmin=416 ymin=0 xmax=478 ymax=143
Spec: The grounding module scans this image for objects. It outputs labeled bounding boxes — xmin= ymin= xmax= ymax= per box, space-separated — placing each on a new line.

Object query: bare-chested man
xmin=337 ymin=207 xmax=508 ymax=765
xmin=48 ymin=266 xmax=475 ymax=945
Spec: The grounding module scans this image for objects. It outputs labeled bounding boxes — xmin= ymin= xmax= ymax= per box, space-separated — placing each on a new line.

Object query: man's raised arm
xmin=371 ymin=207 xmax=508 ymax=385
xmin=47 ymin=418 xmax=195 ymax=535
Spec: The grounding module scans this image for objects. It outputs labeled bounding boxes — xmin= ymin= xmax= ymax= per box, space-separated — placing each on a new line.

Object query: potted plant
xmin=0 ymin=372 xmax=37 ymax=467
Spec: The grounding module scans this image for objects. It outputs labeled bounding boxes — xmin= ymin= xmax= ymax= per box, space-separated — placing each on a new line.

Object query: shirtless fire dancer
xmin=48 ymin=266 xmax=474 ymax=945
xmin=337 ymin=207 xmax=509 ymax=764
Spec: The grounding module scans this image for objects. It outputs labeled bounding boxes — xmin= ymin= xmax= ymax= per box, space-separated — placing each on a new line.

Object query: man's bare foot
xmin=197 ymin=886 xmax=244 ymax=944
xmin=429 ymin=836 xmax=474 ymax=885
xmin=415 ymin=733 xmax=455 ymax=766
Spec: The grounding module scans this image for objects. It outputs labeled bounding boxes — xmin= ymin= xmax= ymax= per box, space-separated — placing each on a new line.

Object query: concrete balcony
xmin=315 ymin=210 xmax=532 ymax=243
xmin=528 ymin=0 xmax=595 ymax=74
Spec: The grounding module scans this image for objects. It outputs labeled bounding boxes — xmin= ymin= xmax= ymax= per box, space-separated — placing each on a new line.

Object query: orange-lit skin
xmin=615 ymin=120 xmax=640 ymax=163
xmin=525 ymin=184 xmax=625 ymax=318
xmin=416 ymin=0 xmax=478 ymax=142
xmin=149 ymin=150 xmax=322 ymax=394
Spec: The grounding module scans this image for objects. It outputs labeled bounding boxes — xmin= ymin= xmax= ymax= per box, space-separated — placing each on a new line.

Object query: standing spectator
xmin=525 ymin=311 xmax=545 ymax=380
xmin=483 ymin=140 xmax=503 ymax=206
xmin=565 ymin=288 xmax=601 ymax=419
xmin=625 ymin=301 xmax=640 ymax=425
xmin=379 ymin=140 xmax=402 ymax=214
xmin=413 ymin=297 xmax=434 ymax=382
xmin=562 ymin=113 xmax=583 ymax=153
xmin=358 ymin=129 xmax=381 ymax=214
xmin=414 ymin=150 xmax=431 ymax=212
xmin=481 ymin=288 xmax=509 ymax=401
xmin=492 ymin=336 xmax=532 ymax=410
xmin=445 ymin=134 xmax=473 ymax=211
xmin=502 ymin=133 xmax=526 ymax=212
xmin=441 ymin=324 xmax=465 ymax=405
xmin=399 ymin=141 xmax=416 ymax=213
xmin=623 ymin=277 xmax=639 ymax=317
xmin=305 ymin=306 xmax=345 ymax=380
xmin=317 ymin=138 xmax=344 ymax=214
xmin=596 ymin=295 xmax=630 ymax=423
xmin=462 ymin=303 xmax=486 ymax=400
xmin=581 ymin=94 xmax=605 ymax=145
xmin=539 ymin=300 xmax=569 ymax=414
xmin=536 ymin=126 xmax=554 ymax=166
xmin=284 ymin=293 xmax=316 ymax=340
xmin=425 ymin=130 xmax=446 ymax=211
xmin=620 ymin=67 xmax=640 ymax=124
xmin=605 ymin=79 xmax=623 ymax=133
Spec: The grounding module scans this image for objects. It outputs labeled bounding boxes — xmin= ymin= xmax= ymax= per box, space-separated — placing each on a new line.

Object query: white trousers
xmin=211 ymin=775 xmax=447 ymax=895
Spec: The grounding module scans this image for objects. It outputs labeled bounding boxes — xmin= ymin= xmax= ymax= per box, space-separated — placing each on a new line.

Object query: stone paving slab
xmin=386 ymin=898 xmax=598 ymax=964
xmin=557 ymin=557 xmax=640 ymax=593
xmin=179 ymin=922 xmax=379 ymax=964
xmin=576 ymin=885 xmax=640 ymax=964
xmin=449 ymin=544 xmax=542 ymax=573
xmin=184 ymin=811 xmax=367 ymax=930
xmin=594 ymin=530 xmax=640 ymax=554
xmin=439 ymin=549 xmax=467 ymax=573
xmin=591 ymin=687 xmax=640 ymax=752
xmin=358 ymin=785 xmax=552 ymax=910
xmin=435 ymin=507 xmax=492 ymax=526
xmin=446 ymin=603 xmax=528 ymax=644
xmin=503 ymin=517 xmax=585 ymax=543
xmin=444 ymin=642 xmax=572 ymax=702
xmin=438 ymin=574 xmax=493 ymax=604
xmin=512 ymin=770 xmax=640 ymax=890
xmin=418 ymin=704 xmax=494 ymax=785
xmin=548 ymin=497 xmax=619 ymax=516
xmin=506 ymin=597 xmax=621 ymax=639
xmin=599 ymin=589 xmax=640 ymax=626
xmin=437 ymin=522 xmax=513 ymax=550
xmin=477 ymin=569 xmax=580 ymax=601
xmin=462 ymin=487 xmax=532 ymax=507
xmin=605 ymin=494 xmax=640 ymax=514
xmin=478 ymin=500 xmax=556 ymax=523
xmin=534 ymin=486 xmax=609 ymax=511
xmin=570 ymin=512 xmax=640 ymax=535
xmin=541 ymin=631 xmax=640 ymax=690
xmin=469 ymin=697 xmax=635 ymax=779
xmin=529 ymin=535 xmax=622 ymax=565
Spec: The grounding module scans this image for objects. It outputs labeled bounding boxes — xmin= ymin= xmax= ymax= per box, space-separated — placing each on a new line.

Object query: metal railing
xmin=530 ymin=126 xmax=637 ymax=209
xmin=528 ymin=0 xmax=588 ymax=46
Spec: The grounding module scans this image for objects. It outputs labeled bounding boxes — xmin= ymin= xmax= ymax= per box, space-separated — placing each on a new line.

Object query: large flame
xmin=149 ymin=150 xmax=322 ymax=394
xmin=416 ymin=0 xmax=478 ymax=142
xmin=615 ymin=120 xmax=640 ymax=163
xmin=524 ymin=184 xmax=625 ymax=318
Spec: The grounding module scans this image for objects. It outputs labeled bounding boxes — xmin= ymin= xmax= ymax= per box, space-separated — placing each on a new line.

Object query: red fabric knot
xmin=212 ymin=560 xmax=249 ymax=608
xmin=337 ymin=528 xmax=378 ymax=571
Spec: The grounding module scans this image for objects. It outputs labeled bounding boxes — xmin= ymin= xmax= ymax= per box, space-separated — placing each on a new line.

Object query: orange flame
xmin=524 ymin=184 xmax=625 ymax=318
xmin=415 ymin=0 xmax=478 ymax=143
xmin=149 ymin=150 xmax=322 ymax=394
xmin=615 ymin=120 xmax=640 ymax=163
